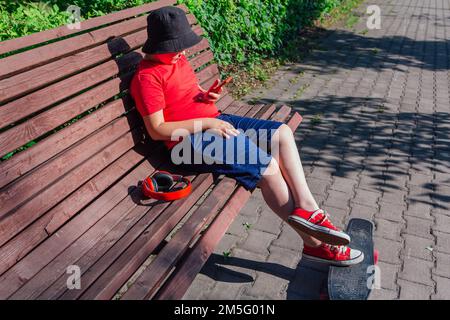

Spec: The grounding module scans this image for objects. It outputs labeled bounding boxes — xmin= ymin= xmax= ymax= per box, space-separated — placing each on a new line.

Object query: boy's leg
xmin=212 ymin=114 xmax=361 ymax=261
xmin=256 ymin=157 xmax=322 ymax=247
xmin=216 ymin=114 xmax=325 ymax=246
xmin=257 ymin=158 xmax=363 ymax=266
xmin=219 ymin=113 xmax=319 ymax=210
xmin=175 ymin=122 xmax=362 ymax=265
xmin=270 ymin=124 xmax=319 ymax=211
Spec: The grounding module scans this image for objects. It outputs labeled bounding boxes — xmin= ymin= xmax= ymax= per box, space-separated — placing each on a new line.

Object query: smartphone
xmin=207 ymin=76 xmax=233 ymax=94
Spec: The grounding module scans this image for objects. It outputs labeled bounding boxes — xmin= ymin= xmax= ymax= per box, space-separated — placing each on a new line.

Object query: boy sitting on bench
xmin=130 ymin=6 xmax=363 ymax=267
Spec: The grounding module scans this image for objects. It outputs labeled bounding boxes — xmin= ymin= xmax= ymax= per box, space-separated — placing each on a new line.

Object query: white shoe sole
xmin=302 ymin=251 xmax=365 ymax=267
xmin=288 ymin=215 xmax=351 ymax=246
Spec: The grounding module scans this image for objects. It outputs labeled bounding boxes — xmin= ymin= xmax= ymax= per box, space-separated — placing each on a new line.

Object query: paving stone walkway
xmin=184 ymin=0 xmax=450 ymax=300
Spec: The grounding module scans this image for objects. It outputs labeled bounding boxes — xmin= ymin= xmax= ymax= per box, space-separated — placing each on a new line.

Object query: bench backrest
xmin=0 ymin=0 xmax=234 ymax=277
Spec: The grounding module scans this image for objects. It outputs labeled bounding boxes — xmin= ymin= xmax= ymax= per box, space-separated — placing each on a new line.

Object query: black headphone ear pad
xmin=154 ymin=173 xmax=173 ymax=192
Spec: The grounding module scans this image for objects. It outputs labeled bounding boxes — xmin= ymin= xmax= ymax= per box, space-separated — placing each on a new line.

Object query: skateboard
xmin=326 ymin=218 xmax=379 ymax=300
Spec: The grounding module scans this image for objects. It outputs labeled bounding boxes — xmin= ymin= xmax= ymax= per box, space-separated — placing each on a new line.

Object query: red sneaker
xmin=303 ymin=243 xmax=364 ymax=266
xmin=288 ymin=208 xmax=350 ymax=245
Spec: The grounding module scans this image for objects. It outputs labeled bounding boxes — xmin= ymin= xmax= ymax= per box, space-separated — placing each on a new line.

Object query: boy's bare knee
xmin=273 ymin=123 xmax=293 ymax=145
xmin=281 ymin=123 xmax=294 ymax=139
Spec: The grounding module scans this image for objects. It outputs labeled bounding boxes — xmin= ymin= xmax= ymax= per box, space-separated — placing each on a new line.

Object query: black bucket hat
xmin=142 ymin=6 xmax=202 ymax=54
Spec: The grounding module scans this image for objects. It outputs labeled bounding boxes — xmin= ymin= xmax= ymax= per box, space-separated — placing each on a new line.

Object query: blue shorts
xmin=171 ymin=112 xmax=284 ymax=191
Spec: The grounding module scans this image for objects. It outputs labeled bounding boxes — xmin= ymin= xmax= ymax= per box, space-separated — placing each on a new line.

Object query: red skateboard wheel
xmin=319 ymin=292 xmax=329 ymax=300
xmin=374 ymin=249 xmax=379 ymax=265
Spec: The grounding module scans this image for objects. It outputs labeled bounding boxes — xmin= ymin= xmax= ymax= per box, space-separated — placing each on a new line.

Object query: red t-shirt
xmin=130 ymin=54 xmax=221 ymax=150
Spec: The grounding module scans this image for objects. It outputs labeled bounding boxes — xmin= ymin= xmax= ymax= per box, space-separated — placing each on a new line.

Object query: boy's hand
xmin=205 ymin=118 xmax=240 ymax=139
xmin=197 ymin=83 xmax=223 ymax=103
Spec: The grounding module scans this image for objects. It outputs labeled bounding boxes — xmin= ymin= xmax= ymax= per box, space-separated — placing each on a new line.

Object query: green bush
xmin=2 ymin=0 xmax=347 ymax=66
xmin=0 ymin=1 xmax=151 ymax=41
xmin=178 ymin=0 xmax=345 ymax=67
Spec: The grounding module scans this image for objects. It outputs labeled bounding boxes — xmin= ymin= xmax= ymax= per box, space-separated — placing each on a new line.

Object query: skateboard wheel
xmin=319 ymin=292 xmax=329 ymax=300
xmin=374 ymin=249 xmax=379 ymax=265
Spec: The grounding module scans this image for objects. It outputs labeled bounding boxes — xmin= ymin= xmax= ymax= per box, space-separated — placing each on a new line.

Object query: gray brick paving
xmin=184 ymin=0 xmax=450 ymax=300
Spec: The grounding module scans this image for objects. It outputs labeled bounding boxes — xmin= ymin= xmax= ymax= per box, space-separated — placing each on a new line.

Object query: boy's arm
xmin=142 ymin=109 xmax=212 ymax=141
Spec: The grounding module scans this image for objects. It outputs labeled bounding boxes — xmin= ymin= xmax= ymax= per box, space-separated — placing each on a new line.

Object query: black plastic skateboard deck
xmin=327 ymin=218 xmax=377 ymax=300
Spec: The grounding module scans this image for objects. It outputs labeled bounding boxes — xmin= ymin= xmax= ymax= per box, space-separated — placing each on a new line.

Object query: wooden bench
xmin=0 ymin=0 xmax=302 ymax=300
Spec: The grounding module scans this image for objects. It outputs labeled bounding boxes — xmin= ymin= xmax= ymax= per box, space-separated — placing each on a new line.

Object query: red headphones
xmin=142 ymin=170 xmax=192 ymax=201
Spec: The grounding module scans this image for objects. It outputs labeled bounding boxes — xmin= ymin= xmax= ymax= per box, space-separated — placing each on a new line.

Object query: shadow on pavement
xmin=200 ymin=252 xmax=330 ymax=300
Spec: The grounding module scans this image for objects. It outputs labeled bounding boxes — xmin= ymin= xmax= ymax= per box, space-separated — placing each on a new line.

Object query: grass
xmin=318 ymin=0 xmax=365 ymax=28
xmin=359 ymin=28 xmax=369 ymax=35
xmin=311 ymin=113 xmax=323 ymax=125
xmin=293 ymin=83 xmax=310 ymax=99
xmin=289 ymin=77 xmax=299 ymax=85
xmin=242 ymin=222 xmax=252 ymax=230
xmin=377 ymin=105 xmax=385 ymax=113
xmin=345 ymin=13 xmax=360 ymax=29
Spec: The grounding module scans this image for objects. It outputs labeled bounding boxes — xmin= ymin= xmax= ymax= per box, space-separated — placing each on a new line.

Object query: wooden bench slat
xmin=185 ymin=38 xmax=210 ymax=57
xmin=189 ymin=50 xmax=215 ymax=70
xmin=0 ymin=110 xmax=142 ymax=218
xmin=156 ymin=180 xmax=252 ymax=300
xmin=0 ymin=117 xmax=143 ymax=245
xmin=0 ymin=25 xmax=206 ymax=106
xmin=39 ymin=173 xmax=203 ymax=300
xmin=0 ymin=97 xmax=132 ymax=189
xmin=77 ymin=173 xmax=214 ymax=300
xmin=122 ymin=177 xmax=237 ymax=300
xmin=9 ymin=171 xmax=200 ymax=300
xmin=0 ymin=129 xmax=144 ymax=253
xmin=0 ymin=30 xmax=147 ymax=105
xmin=0 ymin=2 xmax=196 ymax=79
xmin=0 ymin=155 xmax=155 ymax=298
xmin=0 ymin=64 xmax=221 ymax=190
xmin=0 ymin=143 xmax=153 ymax=277
xmin=0 ymin=16 xmax=146 ymax=79
xmin=270 ymin=104 xmax=293 ymax=122
xmin=216 ymin=93 xmax=234 ymax=112
xmin=195 ymin=63 xmax=219 ymax=85
xmin=0 ymin=0 xmax=177 ymax=55
xmin=0 ymin=73 xmax=134 ymax=156
xmin=28 ymin=102 xmax=236 ymax=300
xmin=253 ymin=104 xmax=278 ymax=120
xmin=154 ymin=109 xmax=303 ymax=300
xmin=0 ymin=55 xmax=136 ymax=129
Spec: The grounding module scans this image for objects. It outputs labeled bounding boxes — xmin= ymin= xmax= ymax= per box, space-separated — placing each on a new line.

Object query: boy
xmin=130 ymin=6 xmax=363 ymax=266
